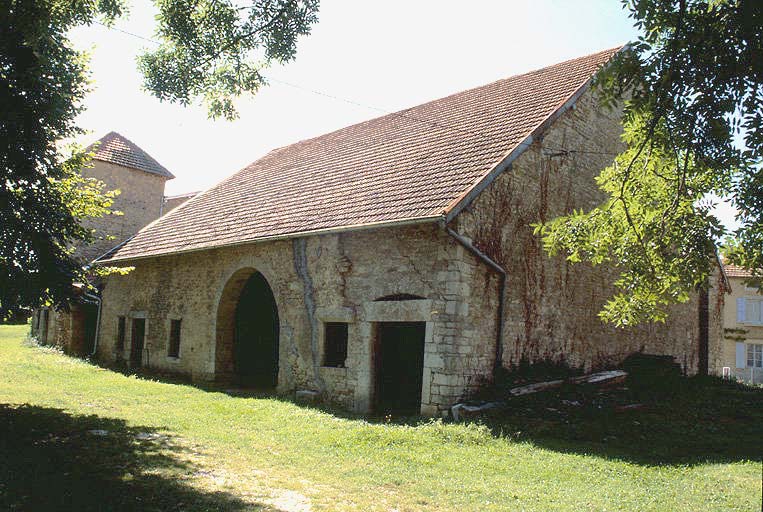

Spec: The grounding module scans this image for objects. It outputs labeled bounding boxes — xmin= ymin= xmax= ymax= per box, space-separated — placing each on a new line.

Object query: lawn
xmin=0 ymin=324 xmax=760 ymax=511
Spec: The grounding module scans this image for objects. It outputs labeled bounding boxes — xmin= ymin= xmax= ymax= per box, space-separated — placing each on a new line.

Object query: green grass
xmin=0 ymin=324 xmax=760 ymax=511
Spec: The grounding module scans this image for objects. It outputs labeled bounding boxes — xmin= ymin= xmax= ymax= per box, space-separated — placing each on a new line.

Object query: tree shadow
xmin=0 ymin=404 xmax=284 ymax=511
xmin=473 ymin=376 xmax=763 ymax=466
xmin=92 ymin=354 xmax=763 ymax=466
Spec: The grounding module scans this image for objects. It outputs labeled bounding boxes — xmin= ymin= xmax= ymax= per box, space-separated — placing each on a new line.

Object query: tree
xmin=0 ymin=0 xmax=319 ymax=320
xmin=141 ymin=0 xmax=319 ymax=120
xmin=539 ymin=0 xmax=762 ymax=325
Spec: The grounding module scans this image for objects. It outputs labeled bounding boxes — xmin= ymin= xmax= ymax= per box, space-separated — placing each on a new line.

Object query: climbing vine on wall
xmin=468 ymin=145 xmax=571 ymax=363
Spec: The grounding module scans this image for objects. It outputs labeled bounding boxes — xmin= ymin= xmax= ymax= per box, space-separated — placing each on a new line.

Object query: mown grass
xmin=0 ymin=324 xmax=760 ymax=511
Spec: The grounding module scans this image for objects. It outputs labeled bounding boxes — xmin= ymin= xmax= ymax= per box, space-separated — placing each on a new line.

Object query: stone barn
xmin=96 ymin=48 xmax=722 ymax=415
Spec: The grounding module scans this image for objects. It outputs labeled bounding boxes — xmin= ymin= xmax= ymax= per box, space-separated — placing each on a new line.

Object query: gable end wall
xmin=454 ymin=88 xmax=722 ymax=373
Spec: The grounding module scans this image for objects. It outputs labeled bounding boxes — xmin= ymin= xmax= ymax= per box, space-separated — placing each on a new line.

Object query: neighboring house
xmin=721 ymin=264 xmax=763 ymax=384
xmin=96 ymin=48 xmax=724 ymax=416
xmin=32 ymin=132 xmax=175 ymax=353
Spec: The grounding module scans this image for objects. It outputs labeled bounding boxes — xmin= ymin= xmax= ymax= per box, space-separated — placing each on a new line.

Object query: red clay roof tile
xmin=105 ymin=47 xmax=620 ymax=261
xmin=89 ymin=132 xmax=174 ymax=179
xmin=724 ymin=264 xmax=754 ymax=278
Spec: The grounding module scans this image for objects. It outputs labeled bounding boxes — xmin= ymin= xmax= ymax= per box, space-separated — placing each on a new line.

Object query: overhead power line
xmin=89 ymin=20 xmax=621 ymax=158
xmin=93 ymin=21 xmax=160 ymax=45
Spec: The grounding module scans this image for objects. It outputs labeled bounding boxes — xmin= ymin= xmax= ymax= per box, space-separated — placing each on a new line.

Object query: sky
xmin=63 ymin=1 xmax=741 ymax=232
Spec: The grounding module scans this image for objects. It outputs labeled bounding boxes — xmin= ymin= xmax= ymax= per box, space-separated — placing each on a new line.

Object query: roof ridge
xmin=258 ymin=46 xmax=624 ymax=154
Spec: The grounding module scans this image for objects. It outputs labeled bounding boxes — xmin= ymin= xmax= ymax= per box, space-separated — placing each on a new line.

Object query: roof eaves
xmin=103 ymin=214 xmax=444 ymax=263
xmin=91 ymin=156 xmax=175 ymax=180
xmin=91 ymin=234 xmax=138 ymax=265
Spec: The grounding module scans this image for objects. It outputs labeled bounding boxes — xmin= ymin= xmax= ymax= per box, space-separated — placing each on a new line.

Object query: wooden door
xmin=375 ymin=322 xmax=426 ymax=416
xmin=130 ymin=318 xmax=145 ymax=368
xmin=234 ymin=272 xmax=279 ymax=387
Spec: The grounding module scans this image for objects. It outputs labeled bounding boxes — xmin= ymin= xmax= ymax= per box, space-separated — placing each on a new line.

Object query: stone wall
xmin=99 ymin=223 xmax=500 ymax=414
xmin=454 ymin=88 xmax=718 ymax=374
xmin=29 ymin=159 xmax=169 ymax=354
xmin=162 ymin=192 xmax=198 ymax=215
xmin=79 ymin=160 xmax=168 ymax=262
xmin=31 ymin=304 xmax=88 ymax=355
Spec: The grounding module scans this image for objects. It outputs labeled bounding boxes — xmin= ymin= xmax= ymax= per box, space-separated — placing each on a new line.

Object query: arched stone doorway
xmin=215 ymin=269 xmax=280 ymax=388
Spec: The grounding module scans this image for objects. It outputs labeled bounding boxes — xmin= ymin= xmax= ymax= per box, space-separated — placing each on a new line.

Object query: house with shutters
xmin=721 ymin=264 xmax=763 ymax=384
xmin=94 ymin=48 xmax=725 ymax=416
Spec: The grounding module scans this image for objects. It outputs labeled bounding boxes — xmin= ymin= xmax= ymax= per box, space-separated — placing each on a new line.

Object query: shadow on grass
xmin=95 ymin=354 xmax=763 ymax=466
xmin=0 ymin=404 xmax=283 ymax=511
xmin=475 ymin=376 xmax=763 ymax=466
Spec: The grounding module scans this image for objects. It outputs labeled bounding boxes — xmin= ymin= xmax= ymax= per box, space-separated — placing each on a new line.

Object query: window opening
xmin=323 ymin=322 xmax=348 ymax=367
xmin=168 ymin=319 xmax=182 ymax=358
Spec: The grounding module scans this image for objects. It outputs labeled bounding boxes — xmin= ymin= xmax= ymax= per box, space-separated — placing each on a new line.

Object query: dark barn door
xmin=375 ymin=322 xmax=426 ymax=416
xmin=83 ymin=303 xmax=99 ymax=355
xmin=129 ymin=318 xmax=145 ymax=367
xmin=234 ymin=272 xmax=279 ymax=388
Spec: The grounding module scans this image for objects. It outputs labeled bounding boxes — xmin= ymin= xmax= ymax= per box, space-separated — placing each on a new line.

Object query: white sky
xmin=68 ymin=0 xmax=738 ymax=228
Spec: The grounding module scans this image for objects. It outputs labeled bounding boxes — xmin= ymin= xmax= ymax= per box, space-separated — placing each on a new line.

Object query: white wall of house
xmin=722 ymin=277 xmax=763 ymax=384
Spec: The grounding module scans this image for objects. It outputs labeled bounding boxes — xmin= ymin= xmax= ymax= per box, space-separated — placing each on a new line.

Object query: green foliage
xmin=1 ymin=0 xmax=318 ymax=320
xmin=56 ymin=148 xmax=120 ymax=224
xmin=539 ymin=114 xmax=725 ymax=324
xmin=0 ymin=0 xmax=125 ymax=320
xmin=540 ymin=0 xmax=763 ymax=324
xmin=721 ymin=235 xmax=763 ymax=287
xmin=138 ymin=0 xmax=319 ymax=119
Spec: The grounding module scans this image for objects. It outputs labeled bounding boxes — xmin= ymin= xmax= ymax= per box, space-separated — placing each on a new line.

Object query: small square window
xmin=168 ymin=319 xmax=182 ymax=358
xmin=116 ymin=316 xmax=126 ymax=351
xmin=323 ymin=322 xmax=348 ymax=368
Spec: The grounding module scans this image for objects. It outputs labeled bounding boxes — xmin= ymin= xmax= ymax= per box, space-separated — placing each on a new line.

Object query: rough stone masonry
xmin=97 ymin=82 xmax=724 ymax=415
xmin=92 ymin=52 xmax=723 ymax=415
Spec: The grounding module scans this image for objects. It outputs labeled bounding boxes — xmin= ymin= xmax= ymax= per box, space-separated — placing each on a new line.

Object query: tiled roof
xmin=724 ymin=264 xmax=754 ymax=278
xmin=105 ymin=47 xmax=620 ymax=261
xmin=89 ymin=132 xmax=175 ymax=179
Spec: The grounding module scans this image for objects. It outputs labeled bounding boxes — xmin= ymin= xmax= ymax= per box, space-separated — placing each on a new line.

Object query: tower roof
xmin=89 ymin=131 xmax=174 ymax=179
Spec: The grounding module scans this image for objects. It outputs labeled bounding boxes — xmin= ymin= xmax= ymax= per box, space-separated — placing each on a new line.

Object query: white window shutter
xmin=737 ymin=298 xmax=745 ymax=323
xmin=736 ymin=342 xmax=746 ymax=368
xmin=748 ymin=300 xmax=761 ymax=324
